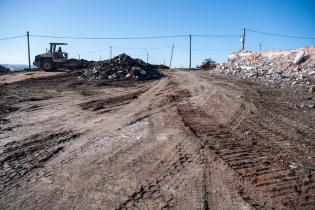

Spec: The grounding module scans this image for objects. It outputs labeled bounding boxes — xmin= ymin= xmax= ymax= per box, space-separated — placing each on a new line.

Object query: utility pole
xmin=241 ymin=28 xmax=246 ymax=50
xmin=189 ymin=34 xmax=192 ymax=69
xmin=259 ymin=42 xmax=262 ymax=51
xmin=169 ymin=44 xmax=174 ymax=68
xmin=27 ymin=31 xmax=31 ymax=70
xmin=146 ymin=51 xmax=149 ymax=63
xmin=79 ymin=54 xmax=80 ymax=60
xmin=110 ymin=46 xmax=112 ymax=59
xmin=100 ymin=55 xmax=102 ymax=61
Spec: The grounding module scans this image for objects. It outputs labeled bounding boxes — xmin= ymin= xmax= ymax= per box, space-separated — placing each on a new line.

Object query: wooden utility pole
xmin=27 ymin=31 xmax=31 ymax=70
xmin=259 ymin=42 xmax=262 ymax=51
xmin=100 ymin=55 xmax=102 ymax=61
xmin=189 ymin=35 xmax=192 ymax=69
xmin=146 ymin=51 xmax=149 ymax=63
xmin=79 ymin=54 xmax=80 ymax=60
xmin=169 ymin=44 xmax=174 ymax=68
xmin=242 ymin=28 xmax=246 ymax=50
xmin=110 ymin=46 xmax=112 ymax=59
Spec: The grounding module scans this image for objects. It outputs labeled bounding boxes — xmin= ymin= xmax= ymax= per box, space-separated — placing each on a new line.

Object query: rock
xmin=308 ymin=71 xmax=315 ymax=75
xmin=293 ymin=51 xmax=305 ymax=64
xmin=2 ymin=127 xmax=13 ymax=131
xmin=227 ymin=53 xmax=237 ymax=60
xmin=309 ymin=86 xmax=314 ymax=93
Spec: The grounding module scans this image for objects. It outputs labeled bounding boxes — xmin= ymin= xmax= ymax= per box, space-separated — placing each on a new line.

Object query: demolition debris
xmin=212 ymin=46 xmax=315 ymax=89
xmin=79 ymin=54 xmax=162 ymax=81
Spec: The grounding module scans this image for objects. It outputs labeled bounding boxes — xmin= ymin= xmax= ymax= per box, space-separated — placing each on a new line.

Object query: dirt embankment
xmin=0 ymin=70 xmax=314 ymax=209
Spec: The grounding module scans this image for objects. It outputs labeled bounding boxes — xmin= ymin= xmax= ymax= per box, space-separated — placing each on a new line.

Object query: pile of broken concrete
xmin=212 ymin=46 xmax=315 ymax=91
xmin=79 ymin=54 xmax=162 ymax=81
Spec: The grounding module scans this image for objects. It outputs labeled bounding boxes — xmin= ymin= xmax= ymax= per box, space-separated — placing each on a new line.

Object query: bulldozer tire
xmin=41 ymin=59 xmax=53 ymax=71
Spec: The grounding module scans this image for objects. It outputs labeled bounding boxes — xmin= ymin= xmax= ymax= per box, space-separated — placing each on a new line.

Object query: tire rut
xmin=0 ymin=130 xmax=81 ymax=195
xmin=177 ymin=102 xmax=315 ymax=209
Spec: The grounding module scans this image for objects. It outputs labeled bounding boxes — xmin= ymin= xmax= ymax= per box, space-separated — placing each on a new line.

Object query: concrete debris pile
xmin=79 ymin=54 xmax=162 ymax=81
xmin=212 ymin=46 xmax=315 ymax=89
xmin=0 ymin=65 xmax=10 ymax=74
xmin=65 ymin=59 xmax=90 ymax=70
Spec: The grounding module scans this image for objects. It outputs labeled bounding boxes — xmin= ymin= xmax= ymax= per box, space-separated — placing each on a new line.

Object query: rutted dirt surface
xmin=0 ymin=70 xmax=314 ymax=209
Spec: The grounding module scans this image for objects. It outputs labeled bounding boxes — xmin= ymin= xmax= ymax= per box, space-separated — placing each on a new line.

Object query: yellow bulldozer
xmin=33 ymin=43 xmax=89 ymax=71
xmin=33 ymin=43 xmax=69 ymax=71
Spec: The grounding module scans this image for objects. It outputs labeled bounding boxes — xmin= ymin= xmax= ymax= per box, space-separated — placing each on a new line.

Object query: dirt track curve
xmin=0 ymin=70 xmax=314 ymax=209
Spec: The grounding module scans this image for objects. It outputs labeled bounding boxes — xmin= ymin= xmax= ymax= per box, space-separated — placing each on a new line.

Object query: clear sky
xmin=1 ymin=0 xmax=315 ymax=67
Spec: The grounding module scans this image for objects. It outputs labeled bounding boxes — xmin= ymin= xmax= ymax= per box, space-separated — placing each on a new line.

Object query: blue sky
xmin=0 ymin=0 xmax=315 ymax=67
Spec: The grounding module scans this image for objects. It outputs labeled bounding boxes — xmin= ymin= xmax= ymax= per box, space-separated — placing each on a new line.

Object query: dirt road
xmin=0 ymin=70 xmax=314 ymax=209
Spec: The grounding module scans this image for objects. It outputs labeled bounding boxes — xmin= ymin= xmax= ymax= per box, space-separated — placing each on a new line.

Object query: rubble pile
xmin=212 ymin=46 xmax=315 ymax=90
xmin=79 ymin=54 xmax=162 ymax=81
xmin=65 ymin=59 xmax=90 ymax=70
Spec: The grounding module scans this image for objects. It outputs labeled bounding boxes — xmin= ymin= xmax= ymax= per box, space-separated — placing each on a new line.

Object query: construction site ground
xmin=0 ymin=70 xmax=314 ymax=210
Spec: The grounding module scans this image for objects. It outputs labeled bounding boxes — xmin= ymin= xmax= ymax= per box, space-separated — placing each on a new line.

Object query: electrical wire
xmin=0 ymin=35 xmax=25 ymax=41
xmin=112 ymin=46 xmax=172 ymax=50
xmin=246 ymin=28 xmax=315 ymax=40
xmin=174 ymin=46 xmax=238 ymax=51
xmin=192 ymin=34 xmax=240 ymax=38
xmin=29 ymin=34 xmax=188 ymax=40
xmin=29 ymin=34 xmax=241 ymax=40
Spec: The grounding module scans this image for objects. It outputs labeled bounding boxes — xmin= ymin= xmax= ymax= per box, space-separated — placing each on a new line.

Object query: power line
xmin=29 ymin=34 xmax=241 ymax=40
xmin=174 ymin=46 xmax=237 ymax=51
xmin=192 ymin=34 xmax=240 ymax=38
xmin=112 ymin=46 xmax=172 ymax=50
xmin=0 ymin=34 xmax=25 ymax=41
xmin=78 ymin=46 xmax=172 ymax=56
xmin=246 ymin=28 xmax=315 ymax=40
xmin=80 ymin=47 xmax=109 ymax=55
xmin=29 ymin=34 xmax=188 ymax=40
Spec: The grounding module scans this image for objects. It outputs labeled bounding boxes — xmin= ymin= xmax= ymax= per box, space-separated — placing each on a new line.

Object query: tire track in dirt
xmin=0 ymin=130 xmax=81 ymax=195
xmin=176 ymin=79 xmax=315 ymax=209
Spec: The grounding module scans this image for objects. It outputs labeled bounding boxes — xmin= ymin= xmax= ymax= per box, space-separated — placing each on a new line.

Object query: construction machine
xmin=33 ymin=43 xmax=69 ymax=71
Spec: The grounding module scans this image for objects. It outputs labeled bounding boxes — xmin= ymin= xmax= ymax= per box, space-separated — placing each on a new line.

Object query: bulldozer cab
xmin=49 ymin=43 xmax=68 ymax=60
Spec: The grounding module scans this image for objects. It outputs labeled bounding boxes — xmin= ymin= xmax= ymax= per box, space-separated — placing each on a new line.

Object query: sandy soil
xmin=0 ymin=71 xmax=64 ymax=84
xmin=0 ymin=70 xmax=314 ymax=209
